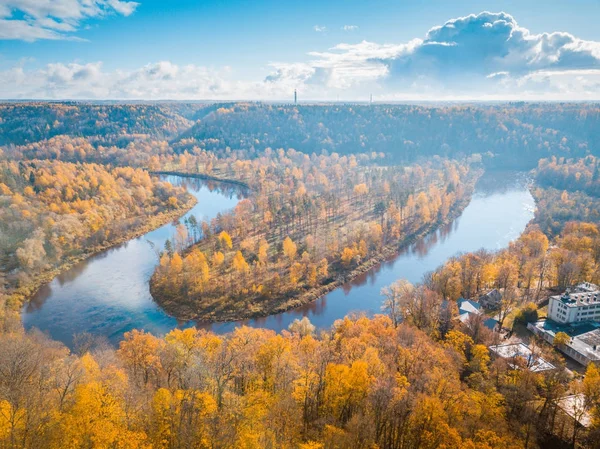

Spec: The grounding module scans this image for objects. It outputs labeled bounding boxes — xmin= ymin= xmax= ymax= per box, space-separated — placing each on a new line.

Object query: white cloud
xmin=342 ymin=25 xmax=358 ymax=31
xmin=486 ymin=71 xmax=509 ymax=79
xmin=0 ymin=0 xmax=139 ymax=41
xmin=272 ymin=11 xmax=600 ymax=98
xmin=267 ymin=39 xmax=421 ymax=90
xmin=5 ymin=11 xmax=600 ymax=100
xmin=0 ymin=61 xmax=300 ymax=100
xmin=313 ymin=25 xmax=326 ymax=33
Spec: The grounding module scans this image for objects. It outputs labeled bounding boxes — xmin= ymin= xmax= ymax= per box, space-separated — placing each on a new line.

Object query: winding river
xmin=23 ymin=171 xmax=535 ymax=347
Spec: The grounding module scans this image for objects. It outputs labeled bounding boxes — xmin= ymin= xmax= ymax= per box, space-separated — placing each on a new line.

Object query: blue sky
xmin=2 ymin=0 xmax=600 ymax=100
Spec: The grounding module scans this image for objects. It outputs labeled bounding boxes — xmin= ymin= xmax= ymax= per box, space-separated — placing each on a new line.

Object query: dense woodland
xmin=534 ymin=157 xmax=600 ymax=236
xmin=173 ymin=102 xmax=600 ymax=168
xmin=0 ymin=313 xmax=598 ymax=449
xmin=0 ymin=158 xmax=192 ymax=318
xmin=3 ymin=102 xmax=600 ymax=168
xmin=151 ymin=152 xmax=475 ymax=320
xmin=1 ymin=103 xmax=600 ymax=448
xmin=0 ymin=103 xmax=210 ymax=146
xmin=537 ymin=156 xmax=600 ymax=198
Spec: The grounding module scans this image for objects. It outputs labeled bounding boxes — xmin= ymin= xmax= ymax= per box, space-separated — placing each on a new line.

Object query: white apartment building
xmin=548 ymin=289 xmax=600 ymax=324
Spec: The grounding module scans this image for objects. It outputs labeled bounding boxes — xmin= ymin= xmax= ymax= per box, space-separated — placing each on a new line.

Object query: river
xmin=23 ymin=171 xmax=535 ymax=346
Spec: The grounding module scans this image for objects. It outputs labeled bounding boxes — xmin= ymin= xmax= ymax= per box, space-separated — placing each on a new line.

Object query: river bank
xmin=12 ymin=194 xmax=198 ymax=311
xmin=23 ymin=170 xmax=533 ymax=346
xmin=150 ymin=170 xmax=251 ymax=189
xmin=150 ymin=171 xmax=480 ymax=322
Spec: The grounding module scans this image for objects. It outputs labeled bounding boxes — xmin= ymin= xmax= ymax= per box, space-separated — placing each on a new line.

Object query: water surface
xmin=23 ymin=171 xmax=534 ymax=345
xmin=23 ymin=176 xmax=243 ymax=346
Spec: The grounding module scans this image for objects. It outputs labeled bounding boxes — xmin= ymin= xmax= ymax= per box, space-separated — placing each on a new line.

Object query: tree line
xmin=2 ymin=311 xmax=599 ymax=448
xmin=174 ymin=102 xmax=600 ymax=168
xmin=151 ymin=150 xmax=476 ymax=321
xmin=4 ymin=102 xmax=600 ymax=169
xmin=0 ymin=158 xmax=191 ymax=320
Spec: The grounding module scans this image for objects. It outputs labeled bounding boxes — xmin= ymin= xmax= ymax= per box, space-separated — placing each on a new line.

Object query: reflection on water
xmin=23 ymin=171 xmax=534 ymax=347
xmin=202 ymin=171 xmax=535 ymax=334
xmin=23 ymin=175 xmax=245 ymax=347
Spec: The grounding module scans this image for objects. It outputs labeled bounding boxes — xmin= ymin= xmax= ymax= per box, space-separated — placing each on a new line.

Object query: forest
xmin=151 ymin=151 xmax=476 ymax=321
xmin=173 ymin=102 xmax=600 ymax=168
xmin=534 ymin=157 xmax=600 ymax=236
xmin=1 ymin=102 xmax=600 ymax=448
xmin=3 ymin=102 xmax=600 ymax=169
xmin=0 ymin=103 xmax=210 ymax=146
xmin=2 ymin=311 xmax=600 ymax=449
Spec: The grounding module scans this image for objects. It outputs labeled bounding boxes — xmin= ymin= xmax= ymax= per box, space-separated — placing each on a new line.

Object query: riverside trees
xmin=0 ymin=159 xmax=191 ymax=317
xmin=151 ymin=151 xmax=477 ymax=321
xmin=2 ymin=313 xmax=590 ymax=449
xmin=5 ymin=102 xmax=600 ymax=448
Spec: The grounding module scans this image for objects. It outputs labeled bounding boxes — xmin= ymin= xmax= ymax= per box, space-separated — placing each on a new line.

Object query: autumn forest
xmin=1 ymin=102 xmax=600 ymax=449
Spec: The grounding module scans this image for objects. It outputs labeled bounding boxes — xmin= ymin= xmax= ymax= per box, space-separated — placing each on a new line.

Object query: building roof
xmin=488 ymin=343 xmax=555 ymax=372
xmin=530 ymin=319 xmax=600 ymax=363
xmin=557 ymin=394 xmax=593 ymax=428
xmin=480 ymin=289 xmax=502 ymax=302
xmin=457 ymin=298 xmax=481 ymax=315
xmin=574 ymin=282 xmax=599 ymax=293
xmin=483 ymin=317 xmax=499 ymax=330
xmin=552 ymin=291 xmax=600 ymax=308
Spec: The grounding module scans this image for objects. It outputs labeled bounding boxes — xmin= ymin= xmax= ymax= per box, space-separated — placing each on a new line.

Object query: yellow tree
xmin=218 ymin=231 xmax=233 ymax=250
xmin=257 ymin=239 xmax=269 ymax=265
xmin=212 ymin=251 xmax=225 ymax=268
xmin=283 ymin=236 xmax=297 ymax=262
xmin=340 ymin=247 xmax=354 ymax=267
xmin=318 ymin=258 xmax=328 ymax=278
xmin=290 ymin=262 xmax=303 ymax=287
xmin=118 ymin=330 xmax=163 ymax=386
xmin=324 ymin=360 xmax=372 ymax=424
xmin=232 ymin=251 xmax=250 ymax=275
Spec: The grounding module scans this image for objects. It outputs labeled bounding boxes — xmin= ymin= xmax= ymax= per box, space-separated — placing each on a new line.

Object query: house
xmin=479 ymin=289 xmax=502 ymax=310
xmin=457 ymin=297 xmax=481 ymax=316
xmin=457 ymin=298 xmax=480 ymax=324
xmin=456 ymin=298 xmax=498 ymax=330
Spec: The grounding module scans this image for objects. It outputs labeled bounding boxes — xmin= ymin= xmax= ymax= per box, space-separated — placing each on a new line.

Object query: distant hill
xmin=172 ymin=102 xmax=600 ymax=168
xmin=3 ymin=102 xmax=600 ymax=169
xmin=0 ymin=102 xmax=206 ymax=146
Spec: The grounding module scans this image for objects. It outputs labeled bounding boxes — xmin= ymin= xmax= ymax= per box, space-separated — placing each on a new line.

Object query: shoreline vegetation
xmin=150 ymin=170 xmax=251 ymax=189
xmin=153 ymin=186 xmax=476 ymax=322
xmin=150 ymin=153 xmax=482 ymax=323
xmin=0 ymin=159 xmax=196 ymax=323
xmin=16 ymin=171 xmax=246 ymax=315
xmin=15 ymin=194 xmax=197 ymax=310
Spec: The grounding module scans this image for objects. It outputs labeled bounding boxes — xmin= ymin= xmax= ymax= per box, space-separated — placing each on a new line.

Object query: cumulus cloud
xmin=4 ymin=11 xmax=600 ymax=100
xmin=342 ymin=25 xmax=358 ymax=31
xmin=391 ymin=11 xmax=600 ymax=79
xmin=0 ymin=0 xmax=139 ymax=41
xmin=313 ymin=25 xmax=326 ymax=33
xmin=267 ymin=11 xmax=600 ymax=99
xmin=267 ymin=39 xmax=419 ymax=90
